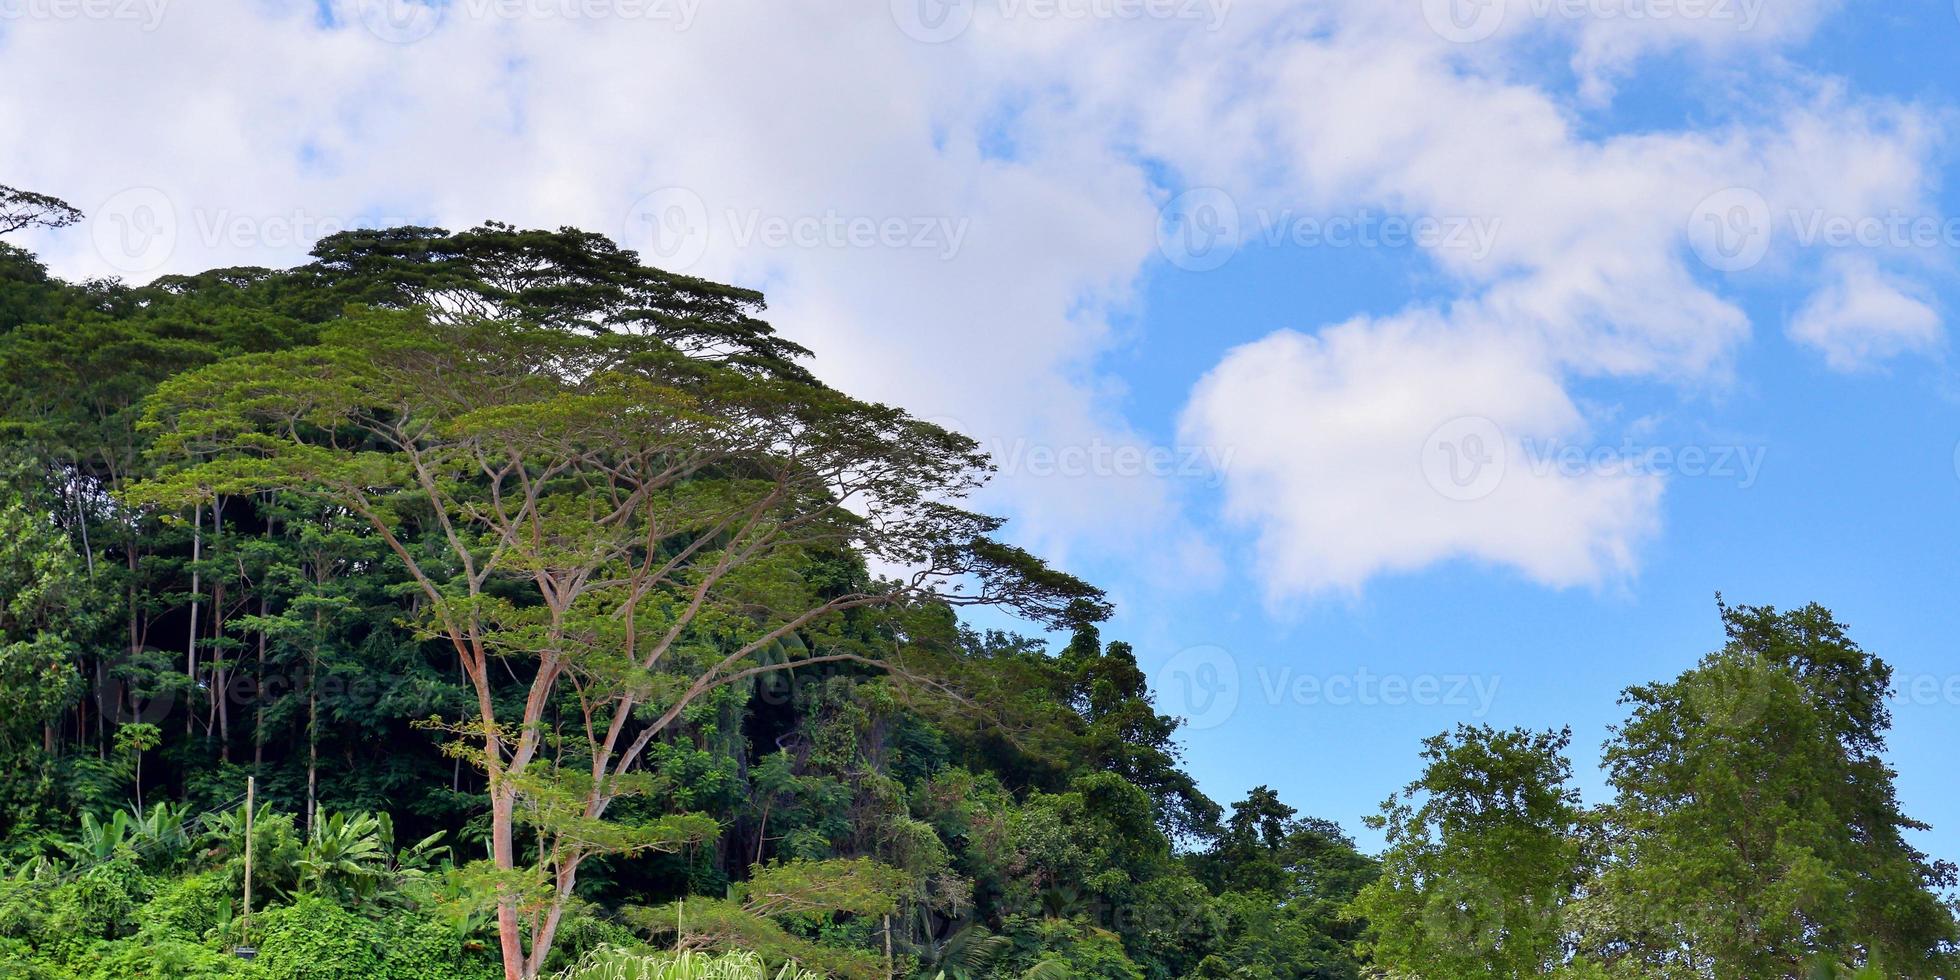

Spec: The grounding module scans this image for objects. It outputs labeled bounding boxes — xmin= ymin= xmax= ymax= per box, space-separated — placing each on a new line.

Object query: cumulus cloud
xmin=1790 ymin=255 xmax=1944 ymax=371
xmin=1182 ymin=316 xmax=1661 ymax=597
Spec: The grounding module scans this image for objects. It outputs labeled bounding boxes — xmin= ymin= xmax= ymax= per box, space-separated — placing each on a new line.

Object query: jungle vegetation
xmin=0 ymin=190 xmax=1953 ymax=979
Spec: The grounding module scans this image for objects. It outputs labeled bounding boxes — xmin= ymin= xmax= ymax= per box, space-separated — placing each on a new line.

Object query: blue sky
xmin=1102 ymin=6 xmax=1960 ymax=855
xmin=3 ymin=0 xmax=1959 ymax=857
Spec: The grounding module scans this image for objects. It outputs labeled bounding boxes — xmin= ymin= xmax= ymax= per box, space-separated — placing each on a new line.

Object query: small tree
xmin=135 ymin=305 xmax=1104 ymax=979
xmin=113 ymin=722 xmax=161 ymax=809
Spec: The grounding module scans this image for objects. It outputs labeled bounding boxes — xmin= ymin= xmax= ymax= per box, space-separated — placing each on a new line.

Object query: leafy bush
xmin=372 ymin=913 xmax=502 ymax=980
xmin=136 ymin=870 xmax=231 ymax=941
xmin=46 ymin=861 xmax=149 ymax=944
xmin=246 ymin=896 xmax=383 ymax=980
xmin=77 ymin=935 xmax=234 ymax=979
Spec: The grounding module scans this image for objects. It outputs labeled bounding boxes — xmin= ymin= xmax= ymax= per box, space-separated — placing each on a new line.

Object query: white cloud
xmin=1790 ymin=255 xmax=1944 ymax=371
xmin=1182 ymin=315 xmax=1661 ymax=598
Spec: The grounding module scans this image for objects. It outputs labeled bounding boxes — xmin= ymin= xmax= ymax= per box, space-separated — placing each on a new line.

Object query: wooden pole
xmin=243 ymin=776 xmax=255 ymax=943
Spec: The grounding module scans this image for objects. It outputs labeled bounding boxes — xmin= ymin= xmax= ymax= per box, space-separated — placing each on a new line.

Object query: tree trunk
xmin=211 ymin=501 xmax=229 ymax=758
xmin=525 ymin=855 xmax=584 ymax=979
xmin=254 ymin=593 xmax=267 ymax=769
xmin=306 ymin=667 xmax=318 ymax=836
xmin=210 ymin=581 xmax=229 ymax=760
xmin=185 ymin=503 xmax=202 ymax=736
xmin=255 ymin=510 xmax=272 ymax=769
xmin=492 ymin=785 xmax=525 ymax=980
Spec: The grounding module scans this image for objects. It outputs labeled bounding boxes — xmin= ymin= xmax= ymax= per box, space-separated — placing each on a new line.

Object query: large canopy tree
xmin=133 ymin=293 xmax=1104 ymax=977
xmin=1588 ymin=602 xmax=1959 ymax=978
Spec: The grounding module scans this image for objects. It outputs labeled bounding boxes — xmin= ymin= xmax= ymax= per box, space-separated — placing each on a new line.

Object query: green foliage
xmin=248 ymin=896 xmax=385 ymax=978
xmin=1353 ymin=726 xmax=1584 ymax=978
xmin=555 ymin=948 xmax=824 ymax=980
xmin=1584 ymin=602 xmax=1960 ymax=977
xmin=740 ymin=859 xmax=909 ymax=919
xmin=0 ymin=465 xmax=90 ymax=838
xmin=3 ymin=217 xmax=1954 ymax=980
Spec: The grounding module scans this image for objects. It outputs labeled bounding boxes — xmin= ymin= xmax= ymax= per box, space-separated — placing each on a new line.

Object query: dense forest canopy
xmin=0 ymin=195 xmax=1955 ymax=979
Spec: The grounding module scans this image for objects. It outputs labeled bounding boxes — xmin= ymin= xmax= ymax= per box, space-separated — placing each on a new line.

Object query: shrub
xmin=80 ymin=935 xmax=235 ymax=979
xmin=246 ymin=896 xmax=383 ymax=980
xmin=136 ymin=871 xmax=232 ymax=941
xmin=374 ymin=913 xmax=501 ymax=980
